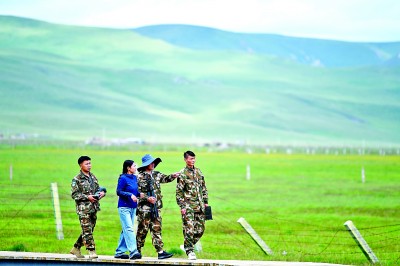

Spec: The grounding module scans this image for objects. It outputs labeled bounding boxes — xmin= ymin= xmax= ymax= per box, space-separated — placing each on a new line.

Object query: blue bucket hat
xmin=138 ymin=154 xmax=162 ymax=171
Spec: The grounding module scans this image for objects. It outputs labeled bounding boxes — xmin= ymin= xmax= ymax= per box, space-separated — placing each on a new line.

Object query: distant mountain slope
xmin=0 ymin=16 xmax=399 ymax=146
xmin=133 ymin=24 xmax=400 ymax=67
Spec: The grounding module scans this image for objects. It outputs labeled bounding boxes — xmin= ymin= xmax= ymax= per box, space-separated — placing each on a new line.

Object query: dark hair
xmin=122 ymin=160 xmax=135 ymax=174
xmin=78 ymin=156 xmax=91 ymax=165
xmin=184 ymin=150 xmax=195 ymax=159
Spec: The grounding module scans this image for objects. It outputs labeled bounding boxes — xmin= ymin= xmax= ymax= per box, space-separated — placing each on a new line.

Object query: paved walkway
xmin=0 ymin=251 xmax=349 ymax=266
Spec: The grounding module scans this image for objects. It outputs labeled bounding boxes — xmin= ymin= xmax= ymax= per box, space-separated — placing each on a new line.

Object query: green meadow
xmin=1 ymin=16 xmax=400 ymax=145
xmin=0 ymin=145 xmax=399 ymax=265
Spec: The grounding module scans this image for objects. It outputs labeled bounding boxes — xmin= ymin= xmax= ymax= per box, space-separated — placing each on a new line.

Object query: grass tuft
xmin=9 ymin=243 xmax=28 ymax=252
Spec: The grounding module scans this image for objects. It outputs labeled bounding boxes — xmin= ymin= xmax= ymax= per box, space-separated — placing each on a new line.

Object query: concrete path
xmin=0 ymin=251 xmax=349 ymax=266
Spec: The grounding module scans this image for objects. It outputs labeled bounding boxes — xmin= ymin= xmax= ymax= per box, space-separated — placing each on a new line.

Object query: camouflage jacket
xmin=176 ymin=166 xmax=208 ymax=213
xmin=137 ymin=170 xmax=177 ymax=212
xmin=71 ymin=170 xmax=101 ymax=214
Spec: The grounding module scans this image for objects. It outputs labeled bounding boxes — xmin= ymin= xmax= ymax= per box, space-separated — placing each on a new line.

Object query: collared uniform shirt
xmin=71 ymin=170 xmax=100 ymax=214
xmin=176 ymin=166 xmax=208 ymax=213
xmin=137 ymin=170 xmax=177 ymax=212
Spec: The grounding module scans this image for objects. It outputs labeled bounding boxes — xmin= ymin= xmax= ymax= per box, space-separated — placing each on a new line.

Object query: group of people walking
xmin=69 ymin=151 xmax=209 ymax=261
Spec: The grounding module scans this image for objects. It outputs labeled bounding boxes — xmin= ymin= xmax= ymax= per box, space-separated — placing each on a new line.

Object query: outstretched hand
xmin=172 ymin=172 xmax=180 ymax=178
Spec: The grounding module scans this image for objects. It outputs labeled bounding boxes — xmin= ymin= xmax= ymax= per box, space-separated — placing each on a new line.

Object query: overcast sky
xmin=1 ymin=0 xmax=399 ymax=42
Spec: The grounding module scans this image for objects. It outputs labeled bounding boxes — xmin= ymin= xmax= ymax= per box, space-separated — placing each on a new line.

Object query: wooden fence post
xmin=361 ymin=167 xmax=365 ymax=183
xmin=237 ymin=217 xmax=273 ymax=255
xmin=51 ymin=183 xmax=64 ymax=240
xmin=344 ymin=220 xmax=379 ymax=264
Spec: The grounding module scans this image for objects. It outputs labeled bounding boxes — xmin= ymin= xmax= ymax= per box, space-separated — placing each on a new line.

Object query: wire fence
xmin=0 ymin=183 xmax=399 ymax=265
xmin=1 ymin=139 xmax=400 ymax=156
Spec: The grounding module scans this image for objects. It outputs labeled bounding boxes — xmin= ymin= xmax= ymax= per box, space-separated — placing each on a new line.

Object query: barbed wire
xmin=358 ymin=223 xmax=400 ymax=230
xmin=210 ymin=194 xmax=399 ymax=264
xmin=362 ymin=228 xmax=400 ymax=237
xmin=1 ymin=183 xmax=399 ymax=265
xmin=0 ymin=186 xmax=49 ymax=230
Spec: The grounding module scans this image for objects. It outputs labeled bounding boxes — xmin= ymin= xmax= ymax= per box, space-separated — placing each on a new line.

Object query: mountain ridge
xmin=133 ymin=24 xmax=400 ymax=67
xmin=0 ymin=16 xmax=399 ymax=146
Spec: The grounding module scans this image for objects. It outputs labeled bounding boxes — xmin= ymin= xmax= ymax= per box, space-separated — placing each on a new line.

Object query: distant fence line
xmin=0 ymin=139 xmax=399 ymax=156
xmin=261 ymin=146 xmax=400 ymax=156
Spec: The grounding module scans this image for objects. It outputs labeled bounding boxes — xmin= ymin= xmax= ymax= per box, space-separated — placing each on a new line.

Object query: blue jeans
xmin=115 ymin=207 xmax=140 ymax=257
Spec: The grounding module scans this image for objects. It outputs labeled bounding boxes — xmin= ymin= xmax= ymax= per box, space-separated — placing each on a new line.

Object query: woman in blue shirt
xmin=114 ymin=160 xmax=142 ymax=260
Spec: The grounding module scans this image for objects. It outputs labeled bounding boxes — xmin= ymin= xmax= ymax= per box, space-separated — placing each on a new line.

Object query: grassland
xmin=0 ymin=145 xmax=399 ymax=265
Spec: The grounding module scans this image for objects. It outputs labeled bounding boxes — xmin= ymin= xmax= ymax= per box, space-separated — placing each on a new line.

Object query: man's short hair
xmin=78 ymin=155 xmax=91 ymax=165
xmin=184 ymin=150 xmax=195 ymax=159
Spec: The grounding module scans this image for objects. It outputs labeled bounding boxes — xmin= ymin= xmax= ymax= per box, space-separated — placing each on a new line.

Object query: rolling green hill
xmin=0 ymin=16 xmax=399 ymax=146
xmin=133 ymin=24 xmax=400 ymax=67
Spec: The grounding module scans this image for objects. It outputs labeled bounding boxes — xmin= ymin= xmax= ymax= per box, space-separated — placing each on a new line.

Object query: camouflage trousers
xmin=182 ymin=210 xmax=205 ymax=254
xmin=136 ymin=209 xmax=163 ymax=252
xmin=74 ymin=212 xmax=97 ymax=250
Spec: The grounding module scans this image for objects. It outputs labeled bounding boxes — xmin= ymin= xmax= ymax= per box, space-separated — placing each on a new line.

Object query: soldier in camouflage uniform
xmin=176 ymin=151 xmax=208 ymax=260
xmin=136 ymin=154 xmax=179 ymax=260
xmin=70 ymin=156 xmax=106 ymax=259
